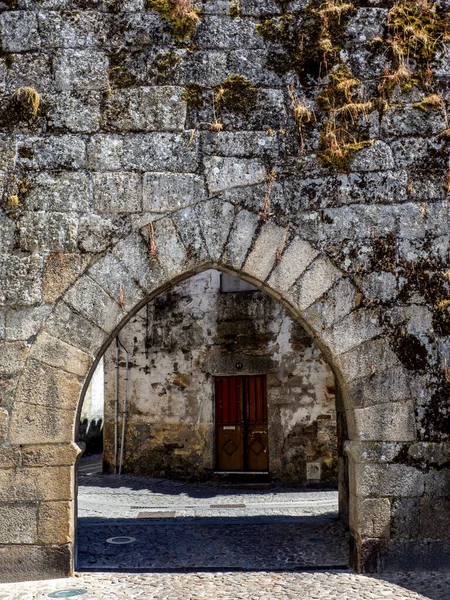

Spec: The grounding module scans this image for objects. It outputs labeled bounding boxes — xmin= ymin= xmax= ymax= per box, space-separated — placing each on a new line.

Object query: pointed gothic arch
xmin=2 ymin=202 xmax=416 ymax=580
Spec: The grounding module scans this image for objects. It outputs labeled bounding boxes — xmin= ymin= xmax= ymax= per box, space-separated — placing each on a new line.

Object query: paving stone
xmin=77 ymin=471 xmax=347 ymax=571
xmin=1 ymin=570 xmax=450 ymax=600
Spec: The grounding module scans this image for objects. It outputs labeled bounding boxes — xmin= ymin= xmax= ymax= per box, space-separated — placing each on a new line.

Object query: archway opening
xmin=76 ymin=268 xmax=350 ymax=571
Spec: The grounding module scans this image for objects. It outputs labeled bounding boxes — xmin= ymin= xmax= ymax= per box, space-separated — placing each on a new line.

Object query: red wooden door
xmin=215 ymin=376 xmax=244 ymax=471
xmin=215 ymin=375 xmax=268 ymax=472
xmin=244 ymin=375 xmax=269 ymax=472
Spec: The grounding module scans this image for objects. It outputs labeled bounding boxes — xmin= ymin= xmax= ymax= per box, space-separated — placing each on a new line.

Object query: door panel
xmin=246 ymin=423 xmax=269 ymax=471
xmin=215 ymin=377 xmax=244 ymax=471
xmin=215 ymin=375 xmax=268 ymax=472
xmin=245 ymin=375 xmax=269 ymax=471
xmin=216 ymin=424 xmax=244 ymax=471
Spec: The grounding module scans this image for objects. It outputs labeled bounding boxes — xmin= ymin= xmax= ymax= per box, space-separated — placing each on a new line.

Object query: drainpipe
xmin=118 ymin=342 xmax=130 ymax=476
xmin=114 ymin=337 xmax=120 ymax=474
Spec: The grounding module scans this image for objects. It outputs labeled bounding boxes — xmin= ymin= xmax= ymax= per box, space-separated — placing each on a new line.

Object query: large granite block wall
xmin=0 ymin=0 xmax=449 ymax=581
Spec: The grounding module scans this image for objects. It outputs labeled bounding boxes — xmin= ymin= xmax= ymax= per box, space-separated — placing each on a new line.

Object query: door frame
xmin=213 ymin=373 xmax=269 ymax=473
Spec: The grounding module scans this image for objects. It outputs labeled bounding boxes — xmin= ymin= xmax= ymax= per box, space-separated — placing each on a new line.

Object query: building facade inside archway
xmin=83 ymin=270 xmax=339 ymax=485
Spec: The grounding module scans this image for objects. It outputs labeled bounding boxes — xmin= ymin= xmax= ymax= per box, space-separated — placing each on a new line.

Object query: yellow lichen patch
xmin=15 ymin=86 xmax=40 ymax=117
xmin=435 ymin=299 xmax=450 ymax=312
xmin=229 ymin=0 xmax=241 ymax=18
xmin=147 ymin=0 xmax=201 ymax=40
xmin=6 ymin=194 xmax=20 ymax=210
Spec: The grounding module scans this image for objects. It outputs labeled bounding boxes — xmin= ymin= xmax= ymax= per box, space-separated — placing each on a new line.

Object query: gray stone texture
xmin=0 ymin=0 xmax=447 ymax=582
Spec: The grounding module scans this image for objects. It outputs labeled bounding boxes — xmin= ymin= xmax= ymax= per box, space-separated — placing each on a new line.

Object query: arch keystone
xmin=196 ymin=198 xmax=235 ymax=263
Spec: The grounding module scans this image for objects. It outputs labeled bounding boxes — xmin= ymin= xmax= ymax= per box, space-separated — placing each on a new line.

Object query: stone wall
xmin=102 ymin=270 xmax=337 ymax=483
xmin=0 ymin=0 xmax=449 ymax=582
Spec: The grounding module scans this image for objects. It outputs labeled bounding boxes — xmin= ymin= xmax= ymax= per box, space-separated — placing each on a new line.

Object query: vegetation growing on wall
xmin=255 ymin=0 xmax=377 ymax=171
xmin=256 ymin=0 xmax=355 ymax=80
xmin=154 ymin=50 xmax=182 ymax=81
xmin=182 ymin=83 xmax=204 ymax=109
xmin=182 ymin=76 xmax=256 ymax=132
xmin=379 ymin=0 xmax=449 ymax=95
xmin=288 ymin=86 xmax=314 ymax=152
xmin=147 ymin=0 xmax=201 ymax=41
xmin=229 ymin=0 xmax=241 ymax=18
xmin=3 ymin=175 xmax=29 ymax=216
xmin=317 ymin=65 xmax=374 ymax=171
xmin=255 ymin=0 xmax=450 ymax=172
xmin=14 ymin=87 xmax=40 ymax=118
xmin=214 ymin=75 xmax=257 ymax=112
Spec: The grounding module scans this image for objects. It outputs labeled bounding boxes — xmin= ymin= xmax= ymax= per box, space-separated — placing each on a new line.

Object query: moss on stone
xmin=229 ymin=0 xmax=241 ymax=18
xmin=255 ymin=14 xmax=303 ymax=76
xmin=146 ymin=0 xmax=201 ymax=41
xmin=182 ymin=83 xmax=204 ymax=109
xmin=154 ymin=50 xmax=182 ymax=82
xmin=317 ymin=65 xmax=375 ymax=172
xmin=255 ymin=0 xmax=355 ymax=80
xmin=380 ymin=0 xmax=449 ymax=94
xmin=388 ymin=0 xmax=448 ymax=63
xmin=413 ymin=93 xmax=446 ymax=112
xmin=14 ymin=87 xmax=40 ymax=118
xmin=6 ymin=194 xmax=20 ymax=210
xmin=0 ymin=51 xmax=14 ymax=69
xmin=109 ymin=66 xmax=138 ymax=88
xmin=215 ymin=75 xmax=257 ymax=112
xmin=18 ymin=147 xmax=34 ymax=159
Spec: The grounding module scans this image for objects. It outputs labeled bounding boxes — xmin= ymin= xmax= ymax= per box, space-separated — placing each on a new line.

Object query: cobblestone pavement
xmin=9 ymin=466 xmax=433 ymax=598
xmin=1 ymin=571 xmax=450 ymax=600
xmin=77 ymin=470 xmax=346 ymax=570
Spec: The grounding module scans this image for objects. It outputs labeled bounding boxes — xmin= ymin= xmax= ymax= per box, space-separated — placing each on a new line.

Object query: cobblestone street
xmin=1 ymin=571 xmax=450 ymax=599
xmin=77 ymin=466 xmax=347 ymax=571
xmin=0 ymin=468 xmax=449 ymax=598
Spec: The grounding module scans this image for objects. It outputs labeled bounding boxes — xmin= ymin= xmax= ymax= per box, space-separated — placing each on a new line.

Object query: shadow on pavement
xmin=367 ymin=573 xmax=450 ymax=600
xmin=77 ymin=514 xmax=349 ymax=572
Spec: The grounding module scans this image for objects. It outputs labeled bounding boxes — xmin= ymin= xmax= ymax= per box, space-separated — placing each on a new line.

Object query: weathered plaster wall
xmin=102 ymin=270 xmax=337 ymax=483
xmin=0 ymin=0 xmax=449 ymax=582
xmin=79 ymin=356 xmax=104 ymax=452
